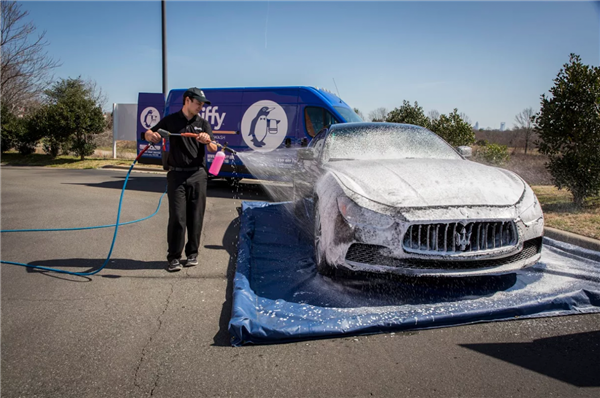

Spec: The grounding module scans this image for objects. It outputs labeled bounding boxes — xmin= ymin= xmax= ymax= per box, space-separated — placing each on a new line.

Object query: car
xmin=293 ymin=122 xmax=544 ymax=277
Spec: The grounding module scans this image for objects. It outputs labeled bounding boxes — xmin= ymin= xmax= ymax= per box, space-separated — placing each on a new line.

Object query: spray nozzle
xmin=212 ymin=141 xmax=237 ymax=154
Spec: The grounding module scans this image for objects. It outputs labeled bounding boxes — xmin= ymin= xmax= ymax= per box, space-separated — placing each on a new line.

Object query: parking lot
xmin=2 ymin=167 xmax=599 ymax=398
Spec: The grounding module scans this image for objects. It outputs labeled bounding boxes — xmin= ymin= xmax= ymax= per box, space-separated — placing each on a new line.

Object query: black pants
xmin=166 ymin=168 xmax=207 ymax=261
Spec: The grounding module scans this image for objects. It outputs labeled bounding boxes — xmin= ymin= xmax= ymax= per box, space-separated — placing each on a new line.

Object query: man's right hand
xmin=145 ymin=129 xmax=161 ymax=143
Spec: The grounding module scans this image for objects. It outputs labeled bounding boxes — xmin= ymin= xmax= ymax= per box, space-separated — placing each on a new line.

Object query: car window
xmin=322 ymin=124 xmax=463 ymax=162
xmin=309 ymin=130 xmax=327 ymax=157
xmin=305 ymin=107 xmax=337 ymax=138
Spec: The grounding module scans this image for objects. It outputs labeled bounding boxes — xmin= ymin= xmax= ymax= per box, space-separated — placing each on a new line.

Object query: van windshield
xmin=334 ymin=106 xmax=363 ymax=123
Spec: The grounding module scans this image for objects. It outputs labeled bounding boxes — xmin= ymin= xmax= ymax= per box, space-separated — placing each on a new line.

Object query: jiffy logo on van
xmin=199 ymin=106 xmax=225 ymax=130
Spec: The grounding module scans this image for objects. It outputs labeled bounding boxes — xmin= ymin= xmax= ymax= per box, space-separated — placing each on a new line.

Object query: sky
xmin=18 ymin=0 xmax=600 ymax=129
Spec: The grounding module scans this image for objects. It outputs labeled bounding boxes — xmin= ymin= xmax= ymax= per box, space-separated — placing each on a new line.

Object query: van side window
xmin=305 ymin=107 xmax=337 ymax=138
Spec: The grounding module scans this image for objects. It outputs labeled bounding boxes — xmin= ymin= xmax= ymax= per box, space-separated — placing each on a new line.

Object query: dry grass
xmin=532 ymin=185 xmax=600 ymax=240
xmin=1 ymin=152 xmax=134 ymax=169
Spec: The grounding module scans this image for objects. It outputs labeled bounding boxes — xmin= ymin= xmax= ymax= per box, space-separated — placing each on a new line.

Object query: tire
xmin=313 ymin=198 xmax=334 ymax=276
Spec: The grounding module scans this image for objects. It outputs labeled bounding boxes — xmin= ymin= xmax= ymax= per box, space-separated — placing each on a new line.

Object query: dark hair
xmin=182 ymin=94 xmax=191 ymax=106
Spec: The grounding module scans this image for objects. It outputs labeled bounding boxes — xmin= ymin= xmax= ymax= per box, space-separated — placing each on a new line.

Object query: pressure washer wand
xmin=157 ymin=128 xmax=237 ymax=154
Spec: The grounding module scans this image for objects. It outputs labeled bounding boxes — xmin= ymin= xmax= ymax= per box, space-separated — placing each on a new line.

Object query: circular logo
xmin=241 ymin=100 xmax=288 ymax=152
xmin=140 ymin=107 xmax=160 ymax=129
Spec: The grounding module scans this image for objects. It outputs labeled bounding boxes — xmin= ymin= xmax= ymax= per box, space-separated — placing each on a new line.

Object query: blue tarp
xmin=228 ymin=202 xmax=600 ymax=346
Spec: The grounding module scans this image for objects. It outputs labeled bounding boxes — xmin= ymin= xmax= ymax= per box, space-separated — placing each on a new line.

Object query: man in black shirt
xmin=143 ymin=88 xmax=217 ymax=271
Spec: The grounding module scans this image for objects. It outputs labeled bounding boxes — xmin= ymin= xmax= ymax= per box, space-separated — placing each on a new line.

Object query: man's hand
xmin=145 ymin=129 xmax=161 ymax=143
xmin=196 ymin=132 xmax=212 ymax=145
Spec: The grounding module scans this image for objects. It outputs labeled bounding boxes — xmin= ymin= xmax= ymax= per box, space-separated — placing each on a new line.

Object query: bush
xmin=8 ymin=117 xmax=40 ymax=155
xmin=429 ymin=109 xmax=475 ymax=147
xmin=475 ymin=139 xmax=488 ymax=146
xmin=1 ymin=105 xmax=21 ymax=152
xmin=477 ymin=144 xmax=510 ymax=165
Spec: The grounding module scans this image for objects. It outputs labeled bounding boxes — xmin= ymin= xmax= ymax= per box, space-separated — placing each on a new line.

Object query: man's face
xmin=186 ymin=97 xmax=204 ymax=114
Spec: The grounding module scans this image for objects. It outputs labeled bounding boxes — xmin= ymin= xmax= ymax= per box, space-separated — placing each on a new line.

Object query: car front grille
xmin=402 ymin=221 xmax=518 ymax=254
xmin=345 ymin=238 xmax=542 ymax=270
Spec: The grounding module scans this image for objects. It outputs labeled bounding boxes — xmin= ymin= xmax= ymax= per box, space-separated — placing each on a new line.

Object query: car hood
xmin=326 ymin=158 xmax=525 ymax=207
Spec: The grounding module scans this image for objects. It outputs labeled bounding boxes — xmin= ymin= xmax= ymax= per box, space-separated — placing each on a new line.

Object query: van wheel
xmin=313 ymin=198 xmax=334 ymax=276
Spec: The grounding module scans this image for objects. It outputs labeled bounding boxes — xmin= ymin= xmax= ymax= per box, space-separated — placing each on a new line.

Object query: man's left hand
xmin=196 ymin=133 xmax=211 ymax=145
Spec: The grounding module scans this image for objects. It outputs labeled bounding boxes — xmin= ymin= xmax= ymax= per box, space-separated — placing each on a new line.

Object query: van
xmin=136 ymin=86 xmax=362 ymax=181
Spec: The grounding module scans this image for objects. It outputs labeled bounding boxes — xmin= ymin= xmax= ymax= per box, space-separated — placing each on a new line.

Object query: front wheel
xmin=313 ymin=199 xmax=334 ymax=276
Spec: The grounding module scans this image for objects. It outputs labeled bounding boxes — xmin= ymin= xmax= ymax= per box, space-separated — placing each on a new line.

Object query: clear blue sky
xmin=22 ymin=1 xmax=599 ymax=129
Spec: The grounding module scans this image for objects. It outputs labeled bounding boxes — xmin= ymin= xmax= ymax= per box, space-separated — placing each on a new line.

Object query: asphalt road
xmin=2 ymin=167 xmax=599 ymax=398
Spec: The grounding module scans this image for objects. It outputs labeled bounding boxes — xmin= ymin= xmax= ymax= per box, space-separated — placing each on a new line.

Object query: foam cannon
xmin=156 ymin=128 xmax=236 ymax=175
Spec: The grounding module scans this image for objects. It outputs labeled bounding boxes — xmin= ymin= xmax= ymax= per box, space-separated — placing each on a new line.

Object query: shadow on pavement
xmin=25 ymin=258 xmax=166 ymax=276
xmin=461 ymin=330 xmax=600 ymax=387
xmin=65 ymin=175 xmax=284 ymax=201
xmin=212 ymin=213 xmax=242 ymax=347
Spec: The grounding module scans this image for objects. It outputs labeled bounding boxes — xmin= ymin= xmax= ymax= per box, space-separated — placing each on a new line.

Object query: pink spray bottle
xmin=208 ymin=148 xmax=226 ymax=176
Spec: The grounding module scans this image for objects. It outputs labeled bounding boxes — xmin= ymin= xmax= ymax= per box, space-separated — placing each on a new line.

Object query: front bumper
xmin=329 ymin=205 xmax=544 ymax=277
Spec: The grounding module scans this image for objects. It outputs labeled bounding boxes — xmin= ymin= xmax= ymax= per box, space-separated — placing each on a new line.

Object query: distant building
xmin=500 ymin=122 xmax=506 ymax=131
xmin=474 ymin=122 xmax=479 ymax=130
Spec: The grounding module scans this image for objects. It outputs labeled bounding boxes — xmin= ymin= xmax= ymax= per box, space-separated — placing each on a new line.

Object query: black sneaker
xmin=185 ymin=255 xmax=198 ymax=267
xmin=167 ymin=259 xmax=182 ymax=272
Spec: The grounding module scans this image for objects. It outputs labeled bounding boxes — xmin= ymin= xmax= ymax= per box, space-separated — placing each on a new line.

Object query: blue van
xmin=136 ymin=86 xmax=362 ymax=181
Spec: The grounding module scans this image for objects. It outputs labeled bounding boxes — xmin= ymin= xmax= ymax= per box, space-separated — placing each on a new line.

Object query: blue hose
xmin=1 ymin=151 xmax=166 ymax=276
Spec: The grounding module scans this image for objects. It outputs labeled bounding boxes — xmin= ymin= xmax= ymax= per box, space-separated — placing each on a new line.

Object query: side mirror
xmin=297 ymin=148 xmax=316 ymax=160
xmin=456 ymin=146 xmax=472 ymax=158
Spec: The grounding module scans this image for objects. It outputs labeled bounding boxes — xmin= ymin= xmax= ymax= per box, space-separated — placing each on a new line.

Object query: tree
xmin=385 ymin=100 xmax=429 ymax=128
xmin=534 ymin=53 xmax=600 ymax=207
xmin=43 ymin=77 xmax=107 ymax=160
xmin=514 ymin=107 xmax=535 ymax=154
xmin=353 ymin=107 xmax=365 ymax=121
xmin=1 ymin=0 xmax=60 ymax=113
xmin=429 ymin=109 xmax=475 ymax=147
xmin=368 ymin=107 xmax=388 ymax=122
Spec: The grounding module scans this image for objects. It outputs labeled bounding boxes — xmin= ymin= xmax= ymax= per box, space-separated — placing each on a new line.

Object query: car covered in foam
xmin=293 ymin=122 xmax=544 ymax=277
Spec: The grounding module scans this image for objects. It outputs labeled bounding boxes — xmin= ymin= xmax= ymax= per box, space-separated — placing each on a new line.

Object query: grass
xmin=532 ymin=185 xmax=600 ymax=240
xmin=0 ymin=152 xmax=162 ymax=170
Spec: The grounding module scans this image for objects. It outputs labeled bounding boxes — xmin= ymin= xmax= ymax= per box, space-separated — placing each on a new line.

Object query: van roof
xmin=167 ymin=86 xmax=347 ymax=107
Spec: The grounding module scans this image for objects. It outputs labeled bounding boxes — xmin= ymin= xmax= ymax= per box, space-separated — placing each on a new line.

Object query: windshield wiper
xmin=329 ymin=158 xmax=356 ymax=162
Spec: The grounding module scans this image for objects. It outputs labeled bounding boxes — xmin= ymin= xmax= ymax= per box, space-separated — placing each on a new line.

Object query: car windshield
xmin=333 ymin=106 xmax=363 ymax=123
xmin=323 ymin=124 xmax=462 ymax=162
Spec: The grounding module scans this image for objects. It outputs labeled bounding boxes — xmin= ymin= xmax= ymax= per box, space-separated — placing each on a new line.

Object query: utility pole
xmin=161 ymin=0 xmax=168 ymax=99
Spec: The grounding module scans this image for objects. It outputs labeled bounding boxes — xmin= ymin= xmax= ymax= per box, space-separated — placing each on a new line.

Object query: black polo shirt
xmin=145 ymin=110 xmax=214 ymax=169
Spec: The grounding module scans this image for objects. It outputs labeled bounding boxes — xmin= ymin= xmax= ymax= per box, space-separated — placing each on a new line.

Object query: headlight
xmin=337 ymin=196 xmax=394 ymax=228
xmin=517 ymin=185 xmax=543 ymax=225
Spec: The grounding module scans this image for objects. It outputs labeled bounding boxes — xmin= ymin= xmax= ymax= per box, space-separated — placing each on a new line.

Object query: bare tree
xmin=459 ymin=112 xmax=472 ymax=126
xmin=353 ymin=107 xmax=365 ymax=121
xmin=1 ymin=0 xmax=61 ymax=113
xmin=368 ymin=107 xmax=388 ymax=122
xmin=428 ymin=109 xmax=440 ymax=122
xmin=514 ymin=107 xmax=535 ymax=154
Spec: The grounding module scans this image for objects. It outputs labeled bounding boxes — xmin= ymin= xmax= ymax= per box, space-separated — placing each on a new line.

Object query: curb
xmin=544 ymin=227 xmax=600 ymax=252
xmin=101 ymin=165 xmax=166 ymax=173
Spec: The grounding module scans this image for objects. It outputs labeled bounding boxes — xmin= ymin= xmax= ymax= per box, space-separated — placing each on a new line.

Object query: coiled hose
xmin=0 ymin=144 xmax=166 ymax=276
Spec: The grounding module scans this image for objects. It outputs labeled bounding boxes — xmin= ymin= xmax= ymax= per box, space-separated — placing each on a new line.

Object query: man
xmin=143 ymin=87 xmax=217 ymax=271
